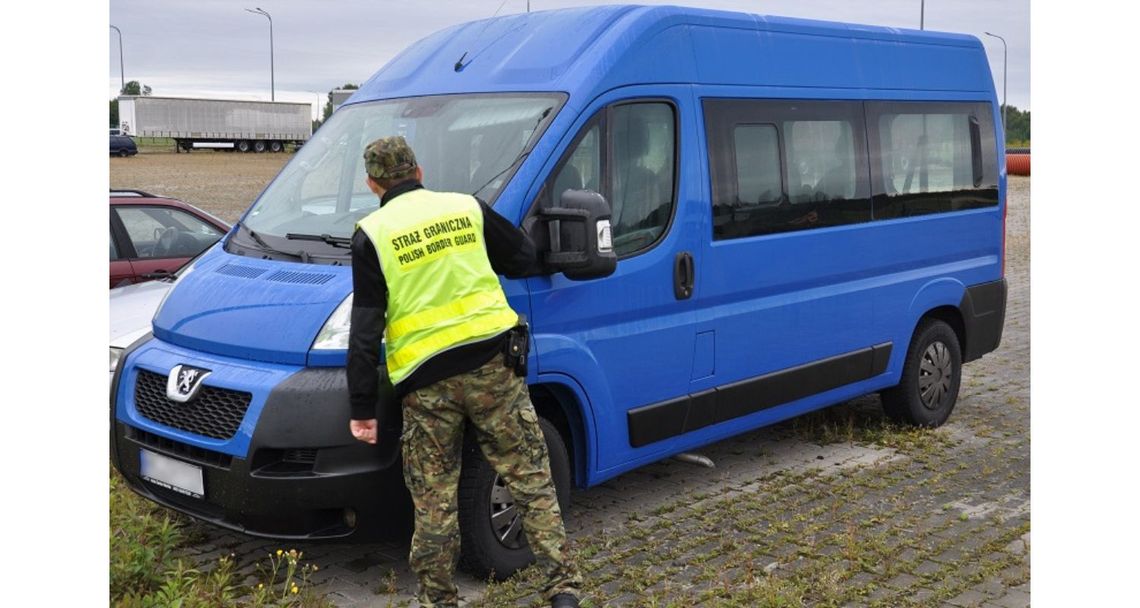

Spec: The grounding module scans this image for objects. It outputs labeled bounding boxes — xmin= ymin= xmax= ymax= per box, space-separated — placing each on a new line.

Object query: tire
xmin=881 ymin=319 xmax=962 ymax=427
xmin=254 ymin=140 xmax=267 ymax=153
xmin=458 ymin=416 xmax=571 ymax=580
xmin=118 ymin=148 xmax=129 ymax=158
xmin=237 ymin=140 xmax=251 ymax=153
xmin=269 ymin=140 xmax=283 ymax=153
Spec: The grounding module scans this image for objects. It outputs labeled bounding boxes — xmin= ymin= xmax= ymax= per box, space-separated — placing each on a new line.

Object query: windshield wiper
xmin=142 ymin=270 xmax=178 ymax=282
xmin=236 ymin=221 xmax=310 ymax=262
xmin=285 ymin=232 xmax=352 ymax=248
xmin=472 ymin=151 xmax=530 ymax=200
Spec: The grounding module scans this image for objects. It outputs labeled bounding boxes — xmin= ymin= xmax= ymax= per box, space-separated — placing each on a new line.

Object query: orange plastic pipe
xmin=1007 ymin=153 xmax=1030 ymax=176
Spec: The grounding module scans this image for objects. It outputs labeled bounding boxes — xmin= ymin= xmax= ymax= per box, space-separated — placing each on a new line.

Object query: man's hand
xmin=350 ymin=419 xmax=379 ymax=444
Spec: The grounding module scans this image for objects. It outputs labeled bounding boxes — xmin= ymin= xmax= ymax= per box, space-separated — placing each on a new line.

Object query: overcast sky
xmin=108 ymin=0 xmax=1030 ymax=119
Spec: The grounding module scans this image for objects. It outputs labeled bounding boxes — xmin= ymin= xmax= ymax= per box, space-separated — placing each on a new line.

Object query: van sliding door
xmin=694 ymin=98 xmax=885 ymax=429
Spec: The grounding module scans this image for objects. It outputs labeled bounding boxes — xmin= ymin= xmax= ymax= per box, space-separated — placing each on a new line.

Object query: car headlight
xmin=110 ymin=347 xmax=124 ymax=373
xmin=312 ymin=293 xmax=353 ymax=350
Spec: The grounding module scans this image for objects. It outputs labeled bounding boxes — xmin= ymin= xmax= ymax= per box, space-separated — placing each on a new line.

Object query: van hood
xmin=151 ymin=251 xmax=352 ymax=366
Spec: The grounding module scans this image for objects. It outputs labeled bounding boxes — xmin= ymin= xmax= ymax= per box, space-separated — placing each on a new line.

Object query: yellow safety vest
xmin=356 ymin=188 xmax=518 ymax=384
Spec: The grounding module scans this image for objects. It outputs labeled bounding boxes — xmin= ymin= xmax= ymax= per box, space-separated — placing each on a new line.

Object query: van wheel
xmin=881 ymin=319 xmax=962 ymax=427
xmin=237 ymin=140 xmax=251 ymax=153
xmin=458 ymin=417 xmax=571 ymax=580
xmin=118 ymin=148 xmax=129 ymax=157
xmin=254 ymin=140 xmax=267 ymax=153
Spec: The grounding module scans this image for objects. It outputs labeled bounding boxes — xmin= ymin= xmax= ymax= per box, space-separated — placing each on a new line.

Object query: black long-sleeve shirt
xmin=347 ymin=180 xmax=539 ymax=420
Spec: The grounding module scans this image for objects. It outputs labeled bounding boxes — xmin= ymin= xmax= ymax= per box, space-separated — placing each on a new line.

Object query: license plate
xmin=140 ymin=449 xmax=204 ymax=499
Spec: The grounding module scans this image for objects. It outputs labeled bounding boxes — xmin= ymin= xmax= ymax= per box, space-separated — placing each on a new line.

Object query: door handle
xmin=674 ymin=251 xmax=694 ymax=300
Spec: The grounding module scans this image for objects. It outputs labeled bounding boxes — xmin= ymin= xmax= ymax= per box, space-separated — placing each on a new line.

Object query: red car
xmin=110 ymin=190 xmax=230 ymax=288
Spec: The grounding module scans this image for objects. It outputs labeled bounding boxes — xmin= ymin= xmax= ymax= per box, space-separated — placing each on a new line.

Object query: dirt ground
xmin=110 ymin=149 xmax=289 ymax=224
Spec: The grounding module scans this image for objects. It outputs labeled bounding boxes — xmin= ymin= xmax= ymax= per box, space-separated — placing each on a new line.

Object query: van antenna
xmin=455 ymin=0 xmax=513 ymax=72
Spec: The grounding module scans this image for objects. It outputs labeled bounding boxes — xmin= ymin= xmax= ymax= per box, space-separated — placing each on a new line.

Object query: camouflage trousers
xmin=400 ymin=357 xmax=580 ymax=608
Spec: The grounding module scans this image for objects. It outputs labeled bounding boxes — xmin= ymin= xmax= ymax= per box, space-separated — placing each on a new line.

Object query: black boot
xmin=551 ymin=592 xmax=580 ymax=608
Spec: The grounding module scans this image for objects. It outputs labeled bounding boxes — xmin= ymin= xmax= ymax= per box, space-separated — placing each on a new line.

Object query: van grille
xmin=134 ymin=369 xmax=252 ymax=440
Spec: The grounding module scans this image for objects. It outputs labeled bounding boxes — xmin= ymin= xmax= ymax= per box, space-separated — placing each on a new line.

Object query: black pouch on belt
xmin=503 ymin=314 xmax=530 ymax=377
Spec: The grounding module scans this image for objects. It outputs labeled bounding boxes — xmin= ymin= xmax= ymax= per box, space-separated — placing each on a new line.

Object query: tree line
xmin=1003 ymin=105 xmax=1030 ymax=146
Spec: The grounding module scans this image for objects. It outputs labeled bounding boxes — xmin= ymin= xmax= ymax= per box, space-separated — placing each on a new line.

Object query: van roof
xmin=353 ymin=4 xmax=993 ymax=108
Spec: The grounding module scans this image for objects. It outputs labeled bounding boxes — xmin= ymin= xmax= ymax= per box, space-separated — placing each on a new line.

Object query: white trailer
xmin=117 ymin=96 xmax=312 ymax=153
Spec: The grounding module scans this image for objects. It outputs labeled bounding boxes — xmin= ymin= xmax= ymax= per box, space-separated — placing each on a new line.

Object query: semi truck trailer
xmin=117 ymin=96 xmax=312 ymax=153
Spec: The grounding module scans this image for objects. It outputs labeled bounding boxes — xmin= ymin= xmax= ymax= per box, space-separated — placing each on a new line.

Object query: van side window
xmin=868 ymin=102 xmax=998 ymax=218
xmin=540 ymin=101 xmax=676 ymax=257
xmin=786 ymin=120 xmax=857 ymax=204
xmin=705 ymin=99 xmax=870 ymax=240
xmin=551 ymin=122 xmax=602 ymax=203
xmin=610 ymin=103 xmax=675 ymax=256
xmin=733 ymin=125 xmax=782 ymax=208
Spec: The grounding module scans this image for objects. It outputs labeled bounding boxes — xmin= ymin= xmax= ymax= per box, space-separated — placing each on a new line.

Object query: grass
xmin=782 ymin=397 xmax=956 ymax=457
xmin=110 ymin=467 xmax=333 ymax=607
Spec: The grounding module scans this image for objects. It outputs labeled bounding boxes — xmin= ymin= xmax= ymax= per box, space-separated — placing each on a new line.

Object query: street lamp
xmin=245 ymin=7 xmax=275 ymax=101
xmin=920 ymin=0 xmax=925 ymax=30
xmin=985 ymin=31 xmax=1008 ymax=143
xmin=110 ymin=25 xmax=124 ymax=94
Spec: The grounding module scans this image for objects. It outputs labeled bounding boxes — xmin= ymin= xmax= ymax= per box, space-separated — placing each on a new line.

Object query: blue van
xmin=110 ymin=5 xmax=1006 ymax=579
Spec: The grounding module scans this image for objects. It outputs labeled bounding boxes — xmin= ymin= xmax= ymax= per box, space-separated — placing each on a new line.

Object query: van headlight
xmin=110 ymin=347 xmax=124 ymax=373
xmin=312 ymin=294 xmax=353 ymax=350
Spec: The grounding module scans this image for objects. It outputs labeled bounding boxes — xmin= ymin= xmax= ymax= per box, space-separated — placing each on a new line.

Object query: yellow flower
xmin=291 ymin=584 xmax=299 ymax=594
xmin=258 ymin=583 xmax=264 ymax=589
xmin=276 ymin=549 xmax=283 ymax=557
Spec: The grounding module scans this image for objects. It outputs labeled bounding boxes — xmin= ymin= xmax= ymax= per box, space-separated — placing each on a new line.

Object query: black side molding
xmin=627 ymin=343 xmax=892 ymax=448
xmin=960 ymin=278 xmax=1007 ymax=363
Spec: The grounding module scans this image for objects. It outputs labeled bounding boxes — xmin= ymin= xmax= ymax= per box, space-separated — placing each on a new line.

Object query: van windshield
xmin=240 ymin=93 xmax=564 ymax=253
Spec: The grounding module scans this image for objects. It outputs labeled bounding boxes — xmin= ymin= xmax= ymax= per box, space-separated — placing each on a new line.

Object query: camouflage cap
xmin=363 ymin=135 xmax=418 ymax=181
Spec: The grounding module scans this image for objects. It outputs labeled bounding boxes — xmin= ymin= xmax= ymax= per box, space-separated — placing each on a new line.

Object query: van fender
xmin=531 ymin=333 xmax=604 ymax=486
xmin=901 ymin=277 xmax=967 ymax=366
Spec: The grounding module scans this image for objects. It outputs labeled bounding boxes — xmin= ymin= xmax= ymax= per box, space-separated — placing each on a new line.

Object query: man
xmin=346 ymin=136 xmax=581 ymax=608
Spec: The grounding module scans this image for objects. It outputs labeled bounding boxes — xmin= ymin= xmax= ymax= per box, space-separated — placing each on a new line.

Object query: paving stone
xmin=948 ymin=588 xmax=990 ymax=607
xmin=913 ymin=560 xmax=945 ymax=577
xmin=909 ymin=587 xmax=938 ymax=605
xmin=987 ymin=587 xmax=1031 ymax=608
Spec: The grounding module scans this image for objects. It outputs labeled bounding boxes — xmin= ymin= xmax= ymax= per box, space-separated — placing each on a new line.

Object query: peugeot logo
xmin=166 ymin=364 xmax=211 ymax=403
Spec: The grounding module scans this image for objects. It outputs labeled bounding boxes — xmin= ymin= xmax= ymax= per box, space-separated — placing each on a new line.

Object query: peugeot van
xmin=111 ymin=5 xmax=1006 ymax=579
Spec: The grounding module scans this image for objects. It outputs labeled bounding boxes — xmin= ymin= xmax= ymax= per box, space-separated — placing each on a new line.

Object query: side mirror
xmin=539 ymin=189 xmax=617 ymax=280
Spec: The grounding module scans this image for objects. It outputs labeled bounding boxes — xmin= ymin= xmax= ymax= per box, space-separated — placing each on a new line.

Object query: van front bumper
xmin=111 ymin=342 xmax=407 ymax=539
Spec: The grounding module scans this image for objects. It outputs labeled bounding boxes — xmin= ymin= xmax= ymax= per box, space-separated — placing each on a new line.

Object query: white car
xmin=110 ymin=279 xmax=172 ymax=380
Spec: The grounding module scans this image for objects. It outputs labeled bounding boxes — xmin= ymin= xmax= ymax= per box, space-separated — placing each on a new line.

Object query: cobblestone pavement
xmin=174 ymin=177 xmax=1030 ymax=607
